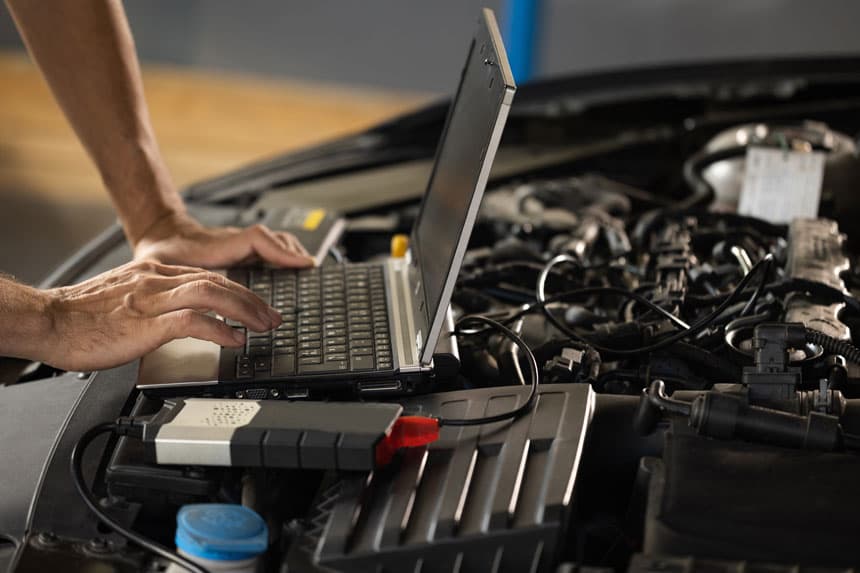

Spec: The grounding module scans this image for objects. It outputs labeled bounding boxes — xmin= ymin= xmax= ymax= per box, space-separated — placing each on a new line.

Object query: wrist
xmin=133 ymin=210 xmax=200 ymax=252
xmin=99 ymin=138 xmax=187 ymax=247
xmin=0 ymin=281 xmax=56 ymax=363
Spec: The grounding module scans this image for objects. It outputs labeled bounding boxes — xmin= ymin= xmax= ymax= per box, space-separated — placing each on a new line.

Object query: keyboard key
xmin=298 ymin=360 xmax=348 ymax=374
xmin=253 ymin=357 xmax=270 ymax=372
xmin=299 ymin=356 xmax=322 ymax=365
xmin=325 ymin=327 xmax=347 ymax=338
xmin=272 ymin=354 xmax=295 ymax=376
xmin=352 ymin=355 xmax=375 ymax=371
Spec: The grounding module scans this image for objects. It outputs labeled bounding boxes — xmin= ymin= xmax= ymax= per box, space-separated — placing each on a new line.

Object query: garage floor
xmin=0 ymin=52 xmax=428 ymax=284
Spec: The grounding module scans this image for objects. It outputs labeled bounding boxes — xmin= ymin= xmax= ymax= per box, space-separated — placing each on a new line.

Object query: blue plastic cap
xmin=176 ymin=504 xmax=268 ymax=561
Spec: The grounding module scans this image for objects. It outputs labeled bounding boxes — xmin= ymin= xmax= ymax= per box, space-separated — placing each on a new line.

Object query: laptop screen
xmin=411 ymin=9 xmax=515 ymax=359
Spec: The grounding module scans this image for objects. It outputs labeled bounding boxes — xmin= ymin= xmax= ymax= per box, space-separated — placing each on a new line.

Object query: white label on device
xmin=737 ymin=147 xmax=825 ymax=224
xmin=155 ymin=400 xmax=261 ymax=466
xmin=170 ymin=399 xmax=260 ymax=428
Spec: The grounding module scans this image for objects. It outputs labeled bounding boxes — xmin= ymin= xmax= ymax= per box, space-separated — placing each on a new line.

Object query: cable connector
xmin=113 ymin=416 xmax=145 ymax=439
xmin=375 ymin=416 xmax=440 ymax=467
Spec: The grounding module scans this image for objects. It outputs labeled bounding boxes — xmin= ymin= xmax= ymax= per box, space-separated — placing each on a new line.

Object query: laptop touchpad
xmin=137 ymin=338 xmax=220 ymax=388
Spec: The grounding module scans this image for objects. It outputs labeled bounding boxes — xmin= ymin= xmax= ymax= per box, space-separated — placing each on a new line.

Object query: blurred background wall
xmin=5 ymin=1 xmax=860 ymax=93
xmin=1 ymin=0 xmax=860 ymax=284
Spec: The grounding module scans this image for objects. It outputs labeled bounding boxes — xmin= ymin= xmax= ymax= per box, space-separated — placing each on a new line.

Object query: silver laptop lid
xmin=408 ymin=8 xmax=516 ymax=365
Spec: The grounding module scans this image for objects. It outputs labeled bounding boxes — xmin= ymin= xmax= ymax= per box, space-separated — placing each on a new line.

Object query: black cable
xmin=739 ymin=255 xmax=772 ymax=317
xmin=71 ymin=423 xmax=210 ymax=573
xmin=516 ymin=254 xmax=773 ymax=357
xmin=440 ymin=315 xmax=539 ymax=427
xmin=536 ymin=255 xmax=690 ymax=330
xmin=806 ymin=329 xmax=860 ymax=365
xmin=680 ymin=147 xmax=749 ymax=211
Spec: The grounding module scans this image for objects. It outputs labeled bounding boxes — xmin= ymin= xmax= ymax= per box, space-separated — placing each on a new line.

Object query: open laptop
xmin=138 ymin=8 xmax=516 ymax=399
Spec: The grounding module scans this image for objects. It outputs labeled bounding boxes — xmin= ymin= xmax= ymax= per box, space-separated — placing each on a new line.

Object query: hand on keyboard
xmin=30 ymin=260 xmax=283 ymax=371
xmin=133 ymin=213 xmax=316 ymax=270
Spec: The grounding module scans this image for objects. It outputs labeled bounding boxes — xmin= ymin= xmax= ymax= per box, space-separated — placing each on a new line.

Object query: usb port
xmin=285 ymin=388 xmax=310 ymax=399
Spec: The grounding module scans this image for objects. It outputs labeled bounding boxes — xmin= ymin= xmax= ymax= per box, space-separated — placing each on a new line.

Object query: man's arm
xmin=6 ymin=0 xmax=313 ymax=268
xmin=0 ymin=261 xmax=283 ymax=372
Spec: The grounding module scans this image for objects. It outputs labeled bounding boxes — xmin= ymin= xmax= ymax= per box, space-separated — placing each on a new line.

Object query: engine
xmin=21 ymin=119 xmax=860 ymax=573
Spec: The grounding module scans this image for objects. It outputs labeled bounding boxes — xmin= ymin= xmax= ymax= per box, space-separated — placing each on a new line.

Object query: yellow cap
xmin=390 ymin=234 xmax=409 ymax=258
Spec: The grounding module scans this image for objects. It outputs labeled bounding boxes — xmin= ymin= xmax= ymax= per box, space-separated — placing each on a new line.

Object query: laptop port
xmin=285 ymin=388 xmax=310 ymax=399
xmin=242 ymin=388 xmax=269 ymax=400
xmin=358 ymin=381 xmax=402 ymax=394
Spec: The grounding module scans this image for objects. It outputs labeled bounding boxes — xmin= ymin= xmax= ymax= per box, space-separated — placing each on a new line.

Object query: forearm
xmin=0 ymin=277 xmax=54 ymax=363
xmin=6 ymin=0 xmax=184 ymax=244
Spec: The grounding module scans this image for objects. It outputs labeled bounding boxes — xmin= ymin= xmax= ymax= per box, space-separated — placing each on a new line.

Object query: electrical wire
xmin=440 ymin=315 xmax=539 ymax=426
xmin=806 ymin=329 xmax=860 ymax=365
xmin=520 ymin=254 xmax=774 ymax=357
xmin=70 ymin=423 xmax=210 ymax=573
xmin=537 ymin=254 xmax=691 ymax=330
xmin=739 ymin=255 xmax=772 ymax=317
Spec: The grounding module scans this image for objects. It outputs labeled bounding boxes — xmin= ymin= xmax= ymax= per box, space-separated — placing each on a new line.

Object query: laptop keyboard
xmin=231 ymin=264 xmax=393 ymax=379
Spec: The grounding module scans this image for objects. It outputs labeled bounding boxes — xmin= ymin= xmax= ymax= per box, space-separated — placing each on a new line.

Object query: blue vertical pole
xmin=503 ymin=0 xmax=542 ymax=83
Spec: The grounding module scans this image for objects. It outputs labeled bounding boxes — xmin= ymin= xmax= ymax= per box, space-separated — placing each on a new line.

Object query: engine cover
xmin=288 ymin=384 xmax=594 ymax=573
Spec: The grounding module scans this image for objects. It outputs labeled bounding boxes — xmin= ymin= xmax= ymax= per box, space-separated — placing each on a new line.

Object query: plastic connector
xmin=375 ymin=416 xmax=440 ymax=467
xmin=114 ymin=416 xmax=145 ymax=439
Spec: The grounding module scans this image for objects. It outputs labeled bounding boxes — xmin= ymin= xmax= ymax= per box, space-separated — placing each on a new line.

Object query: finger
xmin=128 ymin=259 xmax=208 ymax=278
xmin=149 ymin=262 xmax=210 ymax=277
xmin=147 ymin=280 xmax=277 ymax=331
xmin=131 ymin=273 xmax=281 ymax=326
xmin=278 ymin=232 xmax=311 ymax=258
xmin=244 ymin=225 xmax=315 ymax=268
xmin=157 ymin=309 xmax=246 ymax=348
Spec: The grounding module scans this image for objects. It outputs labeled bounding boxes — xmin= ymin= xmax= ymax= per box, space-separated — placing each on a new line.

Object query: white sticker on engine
xmin=737 ymin=147 xmax=825 ymax=224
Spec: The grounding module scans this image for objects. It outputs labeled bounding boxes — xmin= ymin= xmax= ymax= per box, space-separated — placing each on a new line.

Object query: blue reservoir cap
xmin=176 ymin=504 xmax=268 ymax=561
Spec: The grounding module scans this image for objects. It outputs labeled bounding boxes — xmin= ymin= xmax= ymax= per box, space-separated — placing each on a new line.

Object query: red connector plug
xmin=375 ymin=416 xmax=440 ymax=467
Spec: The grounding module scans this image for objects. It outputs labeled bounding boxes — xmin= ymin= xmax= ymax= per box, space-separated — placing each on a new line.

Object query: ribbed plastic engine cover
xmin=288 ymin=384 xmax=594 ymax=572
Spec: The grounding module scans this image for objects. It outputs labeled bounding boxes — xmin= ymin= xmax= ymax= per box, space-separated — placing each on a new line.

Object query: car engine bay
xmin=8 ymin=62 xmax=860 ymax=572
